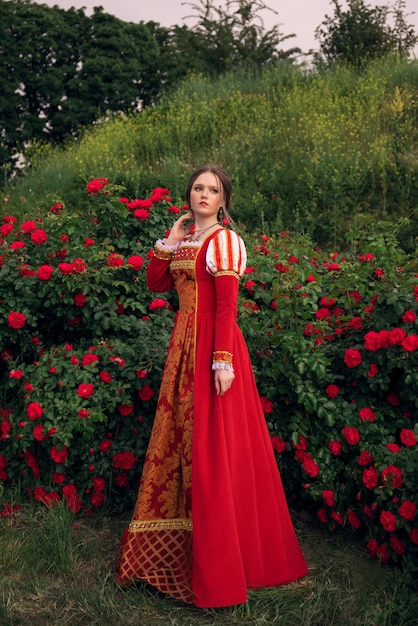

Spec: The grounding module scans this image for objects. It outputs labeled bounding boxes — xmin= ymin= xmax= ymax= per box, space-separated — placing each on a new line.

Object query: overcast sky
xmin=34 ymin=0 xmax=418 ymax=55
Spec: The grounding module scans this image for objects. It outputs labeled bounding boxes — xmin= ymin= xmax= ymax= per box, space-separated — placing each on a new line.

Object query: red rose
xmin=325 ymin=384 xmax=340 ymax=399
xmin=78 ymin=409 xmax=89 ymax=418
xmin=317 ymin=508 xmax=328 ymax=524
xmin=359 ymin=407 xmax=376 ymax=422
xmin=343 ymin=349 xmax=362 ymax=368
xmin=30 ymin=228 xmax=48 ymax=244
xmin=402 ymin=310 xmax=416 ymax=323
xmin=100 ymin=371 xmax=112 ymax=383
xmin=37 ymin=265 xmax=54 ymax=281
xmin=367 ymin=363 xmax=378 ymax=377
xmin=8 ymin=312 xmax=27 ymax=329
xmin=381 ymin=465 xmax=403 ymax=488
xmin=328 ymin=441 xmax=342 ymax=456
xmin=33 ymin=424 xmax=45 ymax=441
xmin=322 ymin=490 xmax=336 ymax=507
xmin=149 ymin=298 xmax=168 ymax=310
xmin=26 ymin=402 xmax=44 ymax=420
xmin=342 ymin=426 xmax=360 ymax=445
xmin=99 ymin=439 xmax=112 ymax=453
xmin=399 ymin=428 xmax=417 ymax=447
xmin=302 ymin=455 xmax=320 ymax=478
xmin=58 ymin=262 xmax=74 ymax=275
xmin=106 ymin=253 xmax=124 ymax=267
xmin=81 ymin=354 xmax=99 ymax=368
xmin=50 ymin=445 xmax=69 ymax=463
xmin=398 ymin=500 xmax=416 ymax=520
xmin=127 ymin=198 xmax=152 ymax=210
xmin=390 ymin=535 xmax=405 ymax=555
xmin=53 ymin=472 xmax=66 ymax=485
xmin=112 ymin=451 xmax=137 ymax=471
xmin=138 ymin=384 xmax=155 ymax=402
xmin=71 ymin=258 xmax=87 ymax=272
xmin=362 ymin=467 xmax=379 ymax=489
xmin=380 ymin=510 xmax=397 ymax=532
xmin=91 ymin=491 xmax=105 ymax=507
xmin=271 ymin=436 xmax=286 ymax=453
xmin=401 ymin=334 xmax=418 ymax=351
xmin=86 ymin=177 xmax=109 ymax=194
xmin=92 ymin=477 xmax=106 ymax=492
xmin=74 ymin=293 xmax=87 ymax=307
xmin=410 ymin=529 xmax=418 ymax=544
xmin=387 ymin=443 xmax=401 ymax=453
xmin=119 ymin=403 xmax=134 ymax=417
xmin=77 ymin=383 xmax=94 ymax=399
xmin=260 ymin=396 xmax=274 ymax=414
xmin=347 ymin=510 xmax=361 ymax=529
xmin=134 ymin=209 xmax=150 ymax=221
xmin=357 ymin=450 xmax=373 ymax=465
xmin=127 ymin=255 xmax=144 ymax=271
xmin=25 ymin=450 xmax=40 ymax=478
xmin=115 ymin=473 xmax=129 ymax=487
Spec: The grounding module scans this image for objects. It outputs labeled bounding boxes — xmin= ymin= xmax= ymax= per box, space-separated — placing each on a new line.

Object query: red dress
xmin=115 ymin=229 xmax=308 ymax=608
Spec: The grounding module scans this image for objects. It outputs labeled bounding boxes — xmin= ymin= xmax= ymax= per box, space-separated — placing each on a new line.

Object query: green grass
xmin=0 ymin=501 xmax=416 ymax=626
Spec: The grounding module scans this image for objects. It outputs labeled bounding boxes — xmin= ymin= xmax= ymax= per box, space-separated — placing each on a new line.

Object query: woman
xmin=115 ymin=165 xmax=308 ymax=608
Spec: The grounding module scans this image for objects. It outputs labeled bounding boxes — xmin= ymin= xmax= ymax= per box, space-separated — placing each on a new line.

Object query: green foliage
xmin=0 ymin=180 xmax=417 ymax=571
xmin=314 ymin=0 xmax=418 ymax=68
xmin=4 ymin=56 xmax=418 ymax=250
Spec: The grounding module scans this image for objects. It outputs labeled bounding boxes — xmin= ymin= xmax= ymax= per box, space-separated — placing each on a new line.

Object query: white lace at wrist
xmin=156 ymin=238 xmax=182 ymax=252
xmin=212 ymin=362 xmax=234 ymax=373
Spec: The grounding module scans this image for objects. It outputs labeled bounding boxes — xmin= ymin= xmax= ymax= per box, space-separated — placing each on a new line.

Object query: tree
xmin=314 ymin=0 xmax=417 ymax=68
xmin=171 ymin=0 xmax=300 ymax=77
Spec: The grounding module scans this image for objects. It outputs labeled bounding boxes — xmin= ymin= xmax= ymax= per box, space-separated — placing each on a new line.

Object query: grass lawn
xmin=0 ymin=502 xmax=416 ymax=626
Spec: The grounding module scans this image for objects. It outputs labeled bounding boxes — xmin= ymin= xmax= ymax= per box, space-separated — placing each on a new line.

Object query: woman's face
xmin=189 ymin=172 xmax=223 ymax=221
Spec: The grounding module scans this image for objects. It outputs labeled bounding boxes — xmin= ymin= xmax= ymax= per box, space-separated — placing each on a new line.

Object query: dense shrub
xmin=0 ymin=181 xmax=417 ymax=568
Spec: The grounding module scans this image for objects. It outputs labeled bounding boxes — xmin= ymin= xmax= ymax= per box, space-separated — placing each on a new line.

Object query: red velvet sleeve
xmin=213 ymin=274 xmax=239 ymax=366
xmin=146 ymin=254 xmax=174 ymax=293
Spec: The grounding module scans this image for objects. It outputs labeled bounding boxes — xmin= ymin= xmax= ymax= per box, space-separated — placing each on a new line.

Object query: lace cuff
xmin=212 ymin=361 xmax=234 ymax=372
xmin=154 ymin=239 xmax=181 ymax=260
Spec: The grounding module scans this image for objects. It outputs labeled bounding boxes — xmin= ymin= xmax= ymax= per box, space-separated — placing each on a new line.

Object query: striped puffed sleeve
xmin=206 ymin=229 xmax=247 ymax=278
xmin=206 ymin=230 xmax=247 ymax=371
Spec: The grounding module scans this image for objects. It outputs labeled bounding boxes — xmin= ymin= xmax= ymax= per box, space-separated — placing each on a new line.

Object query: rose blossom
xmin=86 ymin=178 xmax=109 ymax=194
xmin=50 ymin=445 xmax=69 ymax=463
xmin=26 ymin=402 xmax=43 ymax=420
xmin=81 ymin=354 xmax=99 ymax=368
xmin=399 ymin=428 xmax=417 ymax=447
xmin=37 ymin=265 xmax=54 ymax=281
xmin=402 ymin=310 xmax=416 ymax=323
xmin=398 ymin=500 xmax=416 ymax=520
xmin=149 ymin=299 xmax=168 ymax=310
xmin=119 ymin=403 xmax=134 ymax=417
xmin=390 ymin=536 xmax=405 ymax=555
xmin=343 ymin=349 xmax=362 ymax=368
xmin=325 ymin=384 xmax=340 ymax=399
xmin=380 ymin=510 xmax=397 ymax=532
xmin=77 ymin=383 xmax=94 ymax=399
xmin=112 ymin=451 xmax=137 ymax=471
xmin=342 ymin=426 xmax=360 ymax=445
xmin=380 ymin=465 xmax=403 ymax=488
xmin=362 ymin=467 xmax=379 ymax=489
xmin=138 ymin=384 xmax=155 ymax=402
xmin=100 ymin=371 xmax=112 ymax=383
xmin=127 ymin=255 xmax=144 ymax=271
xmin=359 ymin=407 xmax=376 ymax=422
xmin=30 ymin=229 xmax=48 ymax=244
xmin=271 ymin=436 xmax=286 ymax=453
xmin=8 ymin=312 xmax=27 ymax=329
xmin=347 ymin=510 xmax=361 ymax=529
xmin=322 ymin=490 xmax=336 ymax=507
xmin=74 ymin=293 xmax=87 ymax=307
xmin=401 ymin=334 xmax=418 ymax=352
xmin=328 ymin=441 xmax=342 ymax=455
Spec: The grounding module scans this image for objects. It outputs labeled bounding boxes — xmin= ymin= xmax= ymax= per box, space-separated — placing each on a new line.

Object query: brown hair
xmin=185 ymin=164 xmax=233 ymax=224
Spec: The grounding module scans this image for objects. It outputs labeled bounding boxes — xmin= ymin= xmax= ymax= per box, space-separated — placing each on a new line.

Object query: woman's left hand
xmin=214 ymin=368 xmax=235 ymax=396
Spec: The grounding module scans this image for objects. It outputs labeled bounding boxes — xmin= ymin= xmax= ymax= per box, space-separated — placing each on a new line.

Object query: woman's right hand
xmin=165 ymin=211 xmax=194 ymax=245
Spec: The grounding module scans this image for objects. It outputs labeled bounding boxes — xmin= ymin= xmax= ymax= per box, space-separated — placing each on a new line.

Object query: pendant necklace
xmin=190 ymin=221 xmax=219 ymax=242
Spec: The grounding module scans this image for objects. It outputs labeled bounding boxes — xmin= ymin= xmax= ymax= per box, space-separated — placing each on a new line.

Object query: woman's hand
xmin=165 ymin=212 xmax=194 ymax=245
xmin=214 ymin=368 xmax=235 ymax=396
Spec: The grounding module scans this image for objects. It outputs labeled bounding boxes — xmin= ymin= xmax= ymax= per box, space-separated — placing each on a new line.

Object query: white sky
xmin=33 ymin=0 xmax=418 ymax=55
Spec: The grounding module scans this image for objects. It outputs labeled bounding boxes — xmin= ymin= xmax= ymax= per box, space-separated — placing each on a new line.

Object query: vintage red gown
xmin=115 ymin=229 xmax=308 ymax=608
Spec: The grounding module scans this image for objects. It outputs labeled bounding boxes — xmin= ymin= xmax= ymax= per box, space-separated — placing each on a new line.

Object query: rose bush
xmin=0 ymin=181 xmax=417 ymax=567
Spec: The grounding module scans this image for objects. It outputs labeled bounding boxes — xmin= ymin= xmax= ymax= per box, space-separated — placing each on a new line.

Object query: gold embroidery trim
xmin=154 ymin=247 xmax=173 ymax=261
xmin=215 ymin=270 xmax=239 ymax=278
xmin=170 ymin=260 xmax=196 ymax=270
xmin=213 ymin=350 xmax=233 ymax=364
xmin=129 ymin=518 xmax=193 ymax=532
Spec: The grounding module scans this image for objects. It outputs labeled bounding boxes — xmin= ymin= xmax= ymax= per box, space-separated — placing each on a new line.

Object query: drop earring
xmin=217 ymin=207 xmax=224 ymax=223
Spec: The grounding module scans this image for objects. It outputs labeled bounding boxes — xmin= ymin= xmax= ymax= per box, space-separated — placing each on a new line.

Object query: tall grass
xmin=3 ymin=56 xmax=418 ymax=249
xmin=0 ymin=499 xmax=417 ymax=626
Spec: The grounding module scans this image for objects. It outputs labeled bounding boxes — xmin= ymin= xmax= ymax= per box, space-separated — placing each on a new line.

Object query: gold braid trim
xmin=129 ymin=518 xmax=193 ymax=532
xmin=213 ymin=350 xmax=233 ymax=365
xmin=153 ymin=246 xmax=173 ymax=261
xmin=215 ymin=270 xmax=239 ymax=278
